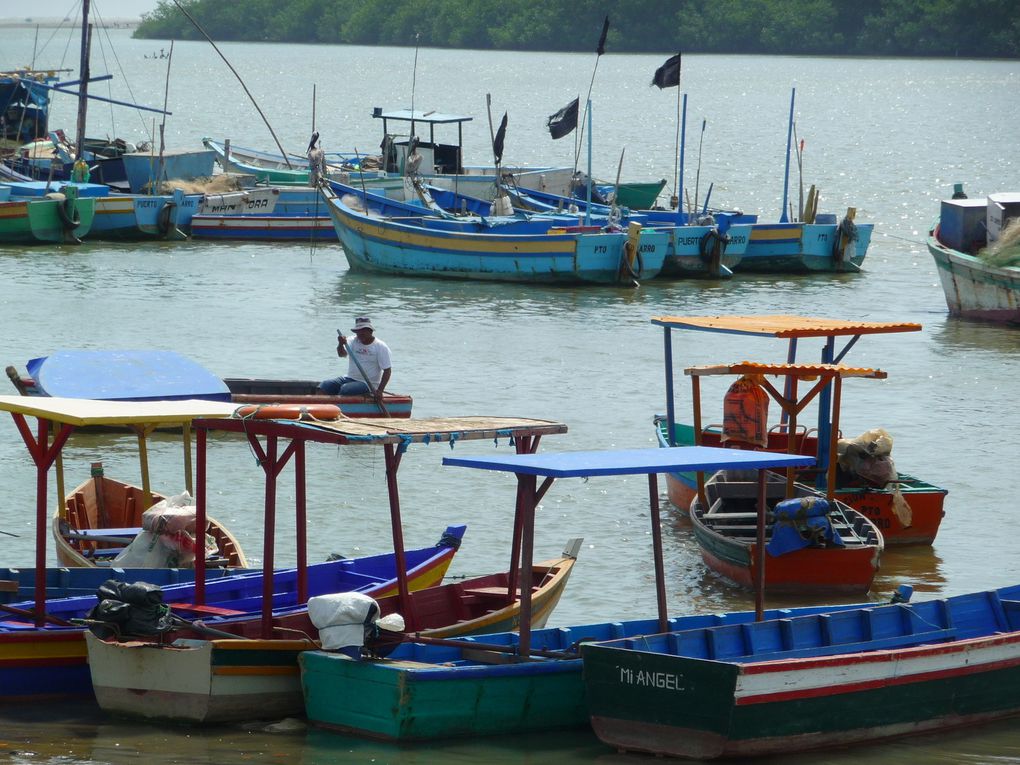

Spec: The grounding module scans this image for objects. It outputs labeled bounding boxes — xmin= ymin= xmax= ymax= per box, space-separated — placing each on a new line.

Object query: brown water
xmin=3 ymin=21 xmax=1020 ymax=765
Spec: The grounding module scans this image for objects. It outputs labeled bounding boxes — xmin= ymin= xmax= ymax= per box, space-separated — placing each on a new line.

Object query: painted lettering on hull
xmin=618 ymin=665 xmax=686 ymax=690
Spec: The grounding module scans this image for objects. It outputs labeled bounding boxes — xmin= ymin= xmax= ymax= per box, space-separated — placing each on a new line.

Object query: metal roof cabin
xmin=372 ymin=107 xmax=472 ymax=175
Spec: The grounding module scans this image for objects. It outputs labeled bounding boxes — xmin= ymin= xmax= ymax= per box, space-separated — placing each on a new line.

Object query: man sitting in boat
xmin=318 ymin=317 xmax=392 ymax=402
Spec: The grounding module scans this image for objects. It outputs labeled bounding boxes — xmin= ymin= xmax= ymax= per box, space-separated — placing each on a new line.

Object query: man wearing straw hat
xmin=317 ymin=317 xmax=392 ymax=402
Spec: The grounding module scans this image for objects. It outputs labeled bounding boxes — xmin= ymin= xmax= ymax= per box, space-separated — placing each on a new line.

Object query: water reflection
xmin=931 ymin=316 xmax=1020 ymax=356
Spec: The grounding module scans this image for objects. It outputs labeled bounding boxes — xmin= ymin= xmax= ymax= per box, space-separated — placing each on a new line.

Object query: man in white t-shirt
xmin=317 ymin=317 xmax=392 ymax=400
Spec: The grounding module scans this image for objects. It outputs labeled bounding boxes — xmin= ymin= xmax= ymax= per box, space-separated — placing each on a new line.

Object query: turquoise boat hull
xmin=736 ymin=220 xmax=873 ymax=273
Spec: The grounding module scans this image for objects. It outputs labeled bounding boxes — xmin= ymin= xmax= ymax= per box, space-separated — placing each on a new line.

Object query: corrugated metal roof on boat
xmin=650 ymin=315 xmax=922 ymax=337
xmin=684 ymin=361 xmax=886 ymax=379
xmin=0 ymin=394 xmax=238 ymax=426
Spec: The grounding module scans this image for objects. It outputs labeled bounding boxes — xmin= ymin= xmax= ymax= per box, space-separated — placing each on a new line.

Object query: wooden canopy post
xmin=261 ymin=435 xmax=279 ymax=640
xmin=133 ymin=425 xmax=154 ymax=509
xmin=506 ymin=434 xmax=533 ymax=608
xmin=295 ymin=439 xmax=308 ymax=604
xmin=383 ymin=443 xmax=413 ymax=631
xmin=691 ymin=375 xmax=708 ymax=511
xmin=182 ymin=420 xmax=193 ymax=496
xmin=517 ymin=471 xmax=537 ymax=659
xmin=755 ymin=468 xmax=767 ymax=620
xmin=649 ymin=472 xmax=669 ymax=633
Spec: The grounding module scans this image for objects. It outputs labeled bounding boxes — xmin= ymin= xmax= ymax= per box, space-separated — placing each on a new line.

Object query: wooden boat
xmin=84 ymin=545 xmax=573 ymax=723
xmin=927 ymin=188 xmax=1020 ymax=323
xmin=0 ymin=187 xmax=95 ymax=243
xmin=8 ymin=349 xmax=412 ymax=419
xmin=652 ymin=315 xmax=949 ymax=545
xmin=300 ymin=445 xmax=816 ymax=741
xmin=54 ymin=466 xmax=246 ymax=569
xmin=81 ymin=411 xmax=572 ymax=722
xmin=689 ymin=469 xmax=882 ymax=594
xmin=504 ymin=183 xmax=754 ymax=279
xmin=3 ymin=180 xmax=199 ymax=240
xmin=320 ymin=182 xmax=670 ymax=285
xmin=119 ymin=148 xmax=216 ymax=194
xmin=735 ymin=216 xmax=873 ymax=273
xmin=0 ymin=67 xmax=59 ymax=142
xmin=583 ymin=583 xmax=1020 ymax=759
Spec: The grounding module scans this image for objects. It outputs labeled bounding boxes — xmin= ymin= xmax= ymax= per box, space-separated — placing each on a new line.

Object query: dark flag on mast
xmin=596 ymin=15 xmax=610 ymax=55
xmin=651 ymin=52 xmax=682 ymax=89
xmin=547 ymin=97 xmax=579 ymax=139
xmin=492 ymin=111 xmax=508 ymax=165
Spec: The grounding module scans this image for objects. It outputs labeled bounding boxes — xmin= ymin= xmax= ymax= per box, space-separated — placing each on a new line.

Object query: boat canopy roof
xmin=685 ymin=361 xmax=887 ymax=380
xmin=200 ymin=414 xmax=567 ymax=447
xmin=442 ymin=445 xmax=813 ymax=478
xmin=650 ymin=314 xmax=921 ymax=338
xmin=371 ymin=108 xmax=472 ymax=125
xmin=0 ymin=394 xmax=238 ymax=426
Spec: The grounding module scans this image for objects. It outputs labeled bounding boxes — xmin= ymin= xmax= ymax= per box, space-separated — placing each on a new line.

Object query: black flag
xmin=493 ymin=112 xmax=508 ymax=165
xmin=596 ymin=15 xmax=609 ymax=56
xmin=547 ymin=97 xmax=579 ymax=140
xmin=652 ymin=52 xmax=682 ymax=89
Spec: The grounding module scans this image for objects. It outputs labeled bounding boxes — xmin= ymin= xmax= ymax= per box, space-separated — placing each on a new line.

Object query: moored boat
xmin=583 ymin=583 xmax=1020 ymax=759
xmin=321 ymin=182 xmax=669 ymax=285
xmin=927 ymin=187 xmax=1020 ymax=324
xmin=300 ymin=445 xmax=815 ymax=741
xmin=652 ymin=314 xmax=948 ymax=545
xmin=81 ymin=409 xmax=572 ymax=722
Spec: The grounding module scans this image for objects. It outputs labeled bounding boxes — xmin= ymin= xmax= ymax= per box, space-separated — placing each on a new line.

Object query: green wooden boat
xmin=0 ymin=186 xmax=95 ymax=243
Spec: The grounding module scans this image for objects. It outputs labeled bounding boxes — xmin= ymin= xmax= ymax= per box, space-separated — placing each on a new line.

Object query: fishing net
xmin=979 ymin=218 xmax=1020 ymax=267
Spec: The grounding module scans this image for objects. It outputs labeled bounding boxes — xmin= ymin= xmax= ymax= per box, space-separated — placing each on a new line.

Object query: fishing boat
xmin=0 ymin=185 xmax=95 ymax=243
xmin=8 ymin=349 xmax=412 ymax=418
xmin=320 ymin=182 xmax=669 ymax=285
xmin=299 ymin=445 xmax=817 ymax=741
xmin=2 ymin=179 xmax=199 ymax=240
xmin=189 ymin=184 xmax=340 ymax=241
xmin=735 ymin=215 xmax=873 ymax=273
xmin=652 ymin=315 xmax=949 ymax=545
xmin=0 ymin=393 xmax=470 ymax=703
xmin=0 ymin=67 xmax=59 ymax=142
xmin=583 ymin=583 xmax=1020 ymax=759
xmin=502 ymin=183 xmax=754 ymax=279
xmin=81 ymin=409 xmax=574 ymax=722
xmin=927 ymin=187 xmax=1020 ymax=324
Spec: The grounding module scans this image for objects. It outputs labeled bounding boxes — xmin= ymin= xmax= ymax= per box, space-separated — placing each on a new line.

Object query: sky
xmin=1 ymin=0 xmax=161 ymax=21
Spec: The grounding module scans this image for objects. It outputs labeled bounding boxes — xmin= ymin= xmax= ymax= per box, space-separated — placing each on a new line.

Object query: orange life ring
xmin=234 ymin=403 xmax=343 ymax=421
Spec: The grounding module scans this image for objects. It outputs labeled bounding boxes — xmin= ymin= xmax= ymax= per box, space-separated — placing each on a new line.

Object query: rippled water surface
xmin=2 ymin=22 xmax=1020 ymax=764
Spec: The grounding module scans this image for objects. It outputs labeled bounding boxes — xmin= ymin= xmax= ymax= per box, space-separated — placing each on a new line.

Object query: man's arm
xmin=376 ymin=367 xmax=392 ymax=398
xmin=337 ymin=334 xmax=348 ymax=358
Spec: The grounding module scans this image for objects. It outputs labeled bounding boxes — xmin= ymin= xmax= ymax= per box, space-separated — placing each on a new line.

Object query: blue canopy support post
xmin=815 ymin=335 xmax=836 ymax=489
xmin=779 ymin=87 xmax=796 ymax=223
xmin=664 ymin=326 xmax=677 ymax=446
xmin=649 ymin=473 xmax=668 ymax=632
xmin=383 ymin=443 xmax=414 ymax=632
xmin=755 ymin=469 xmax=767 ymax=620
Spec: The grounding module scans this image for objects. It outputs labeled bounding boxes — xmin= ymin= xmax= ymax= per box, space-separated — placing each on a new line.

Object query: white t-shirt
xmin=347 ymin=337 xmax=391 ymax=386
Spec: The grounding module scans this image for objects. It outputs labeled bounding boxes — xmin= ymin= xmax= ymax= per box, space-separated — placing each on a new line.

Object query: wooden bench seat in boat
xmin=710 ymin=481 xmax=789 ymax=499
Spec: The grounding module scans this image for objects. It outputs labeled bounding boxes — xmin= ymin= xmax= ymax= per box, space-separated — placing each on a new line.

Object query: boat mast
xmin=74 ymin=0 xmax=91 ymax=163
xmin=779 ymin=87 xmax=796 ymax=223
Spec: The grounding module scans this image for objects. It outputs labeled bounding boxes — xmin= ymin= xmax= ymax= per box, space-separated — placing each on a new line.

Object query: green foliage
xmin=133 ymin=0 xmax=1020 ymax=58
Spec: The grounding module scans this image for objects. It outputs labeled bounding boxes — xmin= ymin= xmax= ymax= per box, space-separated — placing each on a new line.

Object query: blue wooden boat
xmin=3 ymin=180 xmax=201 ymax=240
xmin=300 ymin=445 xmax=815 ymax=740
xmin=119 ymin=148 xmax=216 ymax=194
xmin=9 ymin=349 xmax=413 ymax=418
xmin=503 ymin=184 xmax=754 ymax=279
xmin=0 ymin=68 xmax=58 ymax=142
xmin=736 ymin=216 xmax=873 ymax=273
xmin=583 ymin=583 xmax=1020 ymax=759
xmin=190 ymin=185 xmax=339 ymax=241
xmin=320 ymin=182 xmax=670 ymax=285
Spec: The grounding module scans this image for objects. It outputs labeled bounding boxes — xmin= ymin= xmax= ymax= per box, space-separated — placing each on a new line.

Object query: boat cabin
xmin=372 ymin=107 xmax=468 ymax=176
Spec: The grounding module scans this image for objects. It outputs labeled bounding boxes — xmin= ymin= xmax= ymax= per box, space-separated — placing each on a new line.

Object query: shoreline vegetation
xmin=132 ymin=0 xmax=1020 ymax=59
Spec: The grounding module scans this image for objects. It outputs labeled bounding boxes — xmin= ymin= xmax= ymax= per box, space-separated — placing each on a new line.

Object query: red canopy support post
xmin=383 ymin=443 xmax=413 ymax=631
xmin=648 ymin=472 xmax=669 ymax=633
xmin=260 ymin=435 xmax=278 ymax=639
xmin=195 ymin=425 xmax=207 ymax=605
xmin=295 ymin=439 xmax=308 ymax=605
xmin=506 ymin=434 xmax=532 ymax=607
xmin=517 ymin=471 xmax=537 ymax=659
xmin=33 ymin=418 xmax=49 ymax=629
xmin=755 ymin=468 xmax=767 ymax=620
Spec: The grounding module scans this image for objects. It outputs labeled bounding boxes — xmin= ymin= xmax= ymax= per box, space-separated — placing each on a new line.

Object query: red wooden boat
xmin=653 ymin=315 xmax=947 ymax=545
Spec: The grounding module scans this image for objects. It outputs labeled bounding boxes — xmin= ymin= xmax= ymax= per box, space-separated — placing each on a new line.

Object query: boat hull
xmin=86 ymin=554 xmax=572 ymax=722
xmin=583 ymin=591 xmax=1020 ymax=759
xmin=928 ymin=231 xmax=1020 ymax=323
xmin=190 ymin=214 xmax=336 ymax=241
xmin=736 ymin=221 xmax=872 ymax=273
xmin=0 ymin=197 xmax=95 ymax=243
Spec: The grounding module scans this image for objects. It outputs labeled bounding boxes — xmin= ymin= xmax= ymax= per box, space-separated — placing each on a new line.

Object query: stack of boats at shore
xmin=9 ymin=312 xmax=1020 ymax=759
xmin=1 ymin=106 xmax=872 ymax=285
